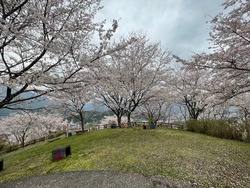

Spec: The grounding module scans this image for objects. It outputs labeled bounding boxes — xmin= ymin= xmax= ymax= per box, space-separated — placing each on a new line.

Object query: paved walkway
xmin=0 ymin=170 xmax=204 ymax=188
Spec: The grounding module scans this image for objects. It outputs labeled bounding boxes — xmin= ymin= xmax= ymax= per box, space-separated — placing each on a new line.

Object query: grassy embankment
xmin=0 ymin=127 xmax=249 ymax=187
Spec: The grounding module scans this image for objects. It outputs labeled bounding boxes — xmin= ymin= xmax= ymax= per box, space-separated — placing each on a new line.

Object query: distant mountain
xmin=0 ymin=99 xmax=49 ymax=117
xmin=68 ymin=110 xmax=114 ymax=124
xmin=84 ymin=103 xmax=108 ymax=111
xmin=0 ymin=86 xmax=49 ymax=117
xmin=0 ymin=85 xmax=110 ymax=117
xmin=0 ymin=108 xmax=12 ymax=117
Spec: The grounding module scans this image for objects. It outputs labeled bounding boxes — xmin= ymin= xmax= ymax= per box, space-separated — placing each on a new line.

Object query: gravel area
xmin=0 ymin=170 xmax=205 ymax=188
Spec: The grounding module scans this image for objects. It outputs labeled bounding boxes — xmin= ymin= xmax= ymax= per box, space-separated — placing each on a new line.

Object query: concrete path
xmin=0 ymin=170 xmax=204 ymax=188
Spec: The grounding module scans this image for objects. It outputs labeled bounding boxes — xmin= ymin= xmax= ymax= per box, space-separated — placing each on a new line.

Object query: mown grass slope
xmin=0 ymin=127 xmax=249 ymax=187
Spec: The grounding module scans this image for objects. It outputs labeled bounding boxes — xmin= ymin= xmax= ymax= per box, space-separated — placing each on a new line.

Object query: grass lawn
xmin=0 ymin=127 xmax=249 ymax=187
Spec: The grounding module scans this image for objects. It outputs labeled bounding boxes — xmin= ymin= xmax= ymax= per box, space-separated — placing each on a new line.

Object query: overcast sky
xmin=96 ymin=0 xmax=224 ymax=59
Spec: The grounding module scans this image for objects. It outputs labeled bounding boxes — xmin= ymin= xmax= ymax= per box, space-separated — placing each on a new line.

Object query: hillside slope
xmin=0 ymin=127 xmax=249 ymax=187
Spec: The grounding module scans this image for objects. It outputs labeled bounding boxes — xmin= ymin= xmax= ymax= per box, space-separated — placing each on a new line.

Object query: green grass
xmin=0 ymin=127 xmax=250 ymax=187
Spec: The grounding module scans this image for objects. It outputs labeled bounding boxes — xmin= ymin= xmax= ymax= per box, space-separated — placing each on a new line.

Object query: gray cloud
xmin=97 ymin=0 xmax=224 ymax=59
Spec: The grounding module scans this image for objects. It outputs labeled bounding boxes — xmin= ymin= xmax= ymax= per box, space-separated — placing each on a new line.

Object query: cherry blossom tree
xmin=93 ymin=73 xmax=128 ymax=127
xmin=92 ymin=34 xmax=171 ymax=126
xmin=201 ymin=100 xmax=234 ymax=120
xmin=49 ymin=86 xmax=94 ymax=132
xmin=99 ymin=115 xmax=127 ymax=127
xmin=170 ymin=62 xmax=213 ymax=120
xmin=231 ymin=93 xmax=250 ymax=140
xmin=1 ymin=111 xmax=68 ymax=146
xmin=1 ymin=112 xmax=34 ymax=147
xmin=137 ymin=97 xmax=169 ymax=126
xmin=185 ymin=0 xmax=249 ymax=99
xmin=175 ymin=104 xmax=188 ymax=122
xmin=0 ymin=0 xmax=122 ymax=109
xmin=34 ymin=113 xmax=68 ymax=137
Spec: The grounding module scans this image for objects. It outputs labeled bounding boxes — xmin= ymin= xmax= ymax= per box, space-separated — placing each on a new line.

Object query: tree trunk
xmin=117 ymin=115 xmax=122 ymax=127
xmin=187 ymin=106 xmax=199 ymax=120
xmin=21 ymin=141 xmax=25 ymax=148
xmin=246 ymin=124 xmax=250 ymax=141
xmin=167 ymin=107 xmax=172 ymax=124
xmin=80 ymin=113 xmax=85 ymax=132
xmin=127 ymin=112 xmax=132 ymax=127
xmin=21 ymin=135 xmax=25 ymax=148
xmin=153 ymin=120 xmax=158 ymax=127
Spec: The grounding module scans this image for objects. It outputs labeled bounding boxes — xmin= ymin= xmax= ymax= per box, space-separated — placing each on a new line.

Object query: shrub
xmin=186 ymin=119 xmax=210 ymax=134
xmin=0 ymin=140 xmax=5 ymax=151
xmin=186 ymin=119 xmax=244 ymax=141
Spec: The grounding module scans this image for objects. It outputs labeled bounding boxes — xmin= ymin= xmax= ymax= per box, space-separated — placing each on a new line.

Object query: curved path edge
xmin=0 ymin=170 xmax=205 ymax=188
